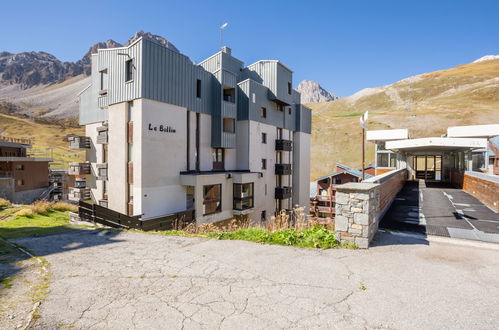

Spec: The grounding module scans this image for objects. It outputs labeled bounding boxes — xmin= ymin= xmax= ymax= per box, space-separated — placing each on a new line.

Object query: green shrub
xmin=0 ymin=198 xmax=11 ymax=210
xmin=206 ymin=226 xmax=341 ymax=249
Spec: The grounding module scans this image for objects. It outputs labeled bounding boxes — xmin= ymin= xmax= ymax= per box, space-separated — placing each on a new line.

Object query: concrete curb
xmin=379 ymin=229 xmax=499 ymax=251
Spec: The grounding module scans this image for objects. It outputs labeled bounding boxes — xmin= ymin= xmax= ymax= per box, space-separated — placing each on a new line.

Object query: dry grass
xmin=0 ymin=198 xmax=11 ymax=210
xmin=13 ymin=201 xmax=77 ymax=217
xmin=309 ymin=58 xmax=499 ymax=179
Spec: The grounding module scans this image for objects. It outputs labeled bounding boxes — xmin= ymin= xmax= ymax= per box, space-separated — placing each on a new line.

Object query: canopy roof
xmin=386 ymin=137 xmax=487 ymax=152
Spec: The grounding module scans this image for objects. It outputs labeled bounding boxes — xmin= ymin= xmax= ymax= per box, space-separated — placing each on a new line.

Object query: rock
xmin=296 ymin=80 xmax=338 ymax=104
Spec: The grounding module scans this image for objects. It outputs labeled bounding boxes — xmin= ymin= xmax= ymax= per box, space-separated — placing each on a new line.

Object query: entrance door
xmin=413 ymin=155 xmax=442 ymax=181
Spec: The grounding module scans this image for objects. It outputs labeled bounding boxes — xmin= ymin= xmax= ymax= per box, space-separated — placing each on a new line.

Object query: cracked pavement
xmin=10 ymin=229 xmax=499 ymax=329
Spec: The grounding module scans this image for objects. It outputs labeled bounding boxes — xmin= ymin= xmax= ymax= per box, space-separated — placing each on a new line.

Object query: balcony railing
xmin=316 ymin=206 xmax=335 ymax=214
xmin=99 ymin=199 xmax=108 ymax=208
xmin=275 ymin=139 xmax=292 ymax=151
xmin=68 ymin=136 xmax=91 ymax=149
xmin=275 ymin=163 xmax=292 ymax=175
xmin=275 ymin=186 xmax=292 ymax=200
xmin=96 ymin=126 xmax=108 ymax=144
xmin=316 ymin=195 xmax=335 ymax=203
xmin=96 ymin=164 xmax=108 ymax=181
xmin=68 ymin=187 xmax=91 ymax=201
xmin=68 ymin=162 xmax=91 ymax=175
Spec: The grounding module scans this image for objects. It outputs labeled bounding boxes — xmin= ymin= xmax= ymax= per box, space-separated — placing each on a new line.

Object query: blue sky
xmin=1 ymin=0 xmax=498 ymax=96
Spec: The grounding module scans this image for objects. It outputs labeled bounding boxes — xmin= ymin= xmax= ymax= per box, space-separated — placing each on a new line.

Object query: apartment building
xmin=71 ymin=36 xmax=311 ymax=225
xmin=0 ymin=137 xmax=52 ymax=203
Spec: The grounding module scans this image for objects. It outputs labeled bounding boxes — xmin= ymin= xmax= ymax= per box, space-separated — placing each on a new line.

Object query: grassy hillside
xmin=309 ymin=59 xmax=499 ymax=180
xmin=0 ymin=112 xmax=84 ymax=168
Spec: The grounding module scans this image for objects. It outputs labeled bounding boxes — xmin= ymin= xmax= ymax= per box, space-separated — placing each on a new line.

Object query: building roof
xmin=310 ymin=163 xmax=374 ymax=198
xmin=447 ymin=124 xmax=499 ymax=138
xmin=386 ymin=137 xmax=487 ymax=152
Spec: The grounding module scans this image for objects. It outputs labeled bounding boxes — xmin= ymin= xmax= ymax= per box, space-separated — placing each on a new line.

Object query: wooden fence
xmin=78 ymin=201 xmax=195 ymax=231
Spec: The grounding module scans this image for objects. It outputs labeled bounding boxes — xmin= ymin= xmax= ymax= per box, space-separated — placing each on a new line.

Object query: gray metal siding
xmin=142 ymin=39 xmax=213 ymax=115
xmin=79 ymin=54 xmax=108 ymax=125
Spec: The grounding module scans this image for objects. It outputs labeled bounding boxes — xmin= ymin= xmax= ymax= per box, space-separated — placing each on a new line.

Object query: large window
xmin=377 ymin=152 xmax=396 ymax=168
xmin=203 ymin=184 xmax=222 ymax=215
xmin=233 ymin=183 xmax=254 ymax=210
xmin=223 ymin=87 xmax=235 ymax=103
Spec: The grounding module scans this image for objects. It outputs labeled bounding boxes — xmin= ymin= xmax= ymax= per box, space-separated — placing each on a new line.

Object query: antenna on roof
xmin=220 ymin=22 xmax=228 ymax=47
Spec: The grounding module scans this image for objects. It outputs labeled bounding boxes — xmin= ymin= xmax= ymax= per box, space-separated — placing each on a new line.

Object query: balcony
xmin=68 ymin=162 xmax=91 ymax=175
xmin=96 ymin=164 xmax=108 ymax=181
xmin=68 ymin=136 xmax=91 ymax=149
xmin=68 ymin=187 xmax=91 ymax=201
xmin=275 ymin=139 xmax=292 ymax=151
xmin=275 ymin=186 xmax=292 ymax=200
xmin=275 ymin=163 xmax=292 ymax=175
xmin=96 ymin=126 xmax=108 ymax=144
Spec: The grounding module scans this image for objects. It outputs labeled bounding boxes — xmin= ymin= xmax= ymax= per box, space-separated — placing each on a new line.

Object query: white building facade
xmin=72 ymin=37 xmax=311 ymax=225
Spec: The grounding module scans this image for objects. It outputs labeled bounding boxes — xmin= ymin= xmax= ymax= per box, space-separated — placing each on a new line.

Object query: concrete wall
xmin=138 ymin=98 xmax=189 ymax=219
xmin=335 ymin=169 xmax=407 ymax=248
xmin=108 ymin=102 xmax=128 ymax=214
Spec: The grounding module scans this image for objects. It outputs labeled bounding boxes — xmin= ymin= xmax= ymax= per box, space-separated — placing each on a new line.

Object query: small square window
xmin=261 ymin=159 xmax=267 ymax=170
xmin=17 ymin=179 xmax=24 ymax=186
xmin=261 ymin=132 xmax=267 ymax=144
xmin=260 ymin=107 xmax=267 ymax=118
xmin=223 ymin=118 xmax=235 ymax=133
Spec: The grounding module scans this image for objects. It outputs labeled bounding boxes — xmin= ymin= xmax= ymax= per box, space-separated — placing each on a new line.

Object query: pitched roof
xmin=310 ymin=163 xmax=374 ymax=198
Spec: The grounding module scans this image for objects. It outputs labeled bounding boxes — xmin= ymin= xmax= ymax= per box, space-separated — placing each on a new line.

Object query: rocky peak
xmin=125 ymin=30 xmax=179 ymax=53
xmin=473 ymin=55 xmax=499 ymax=63
xmin=76 ymin=39 xmax=122 ymax=75
xmin=296 ymin=80 xmax=338 ymax=104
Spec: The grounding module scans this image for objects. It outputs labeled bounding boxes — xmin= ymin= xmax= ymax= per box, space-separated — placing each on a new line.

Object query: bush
xmin=0 ymin=198 xmax=11 ymax=210
xmin=15 ymin=208 xmax=34 ymax=218
xmin=30 ymin=201 xmax=53 ymax=215
xmin=51 ymin=202 xmax=77 ymax=213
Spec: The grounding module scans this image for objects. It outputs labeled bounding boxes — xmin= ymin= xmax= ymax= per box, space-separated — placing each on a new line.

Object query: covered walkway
xmin=380 ymin=180 xmax=499 ymax=244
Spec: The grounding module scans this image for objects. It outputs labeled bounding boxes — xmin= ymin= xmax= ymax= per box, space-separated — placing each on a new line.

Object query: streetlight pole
xmin=359 ymin=111 xmax=368 ymax=182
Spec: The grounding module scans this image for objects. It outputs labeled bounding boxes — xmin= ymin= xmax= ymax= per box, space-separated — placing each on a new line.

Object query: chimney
xmin=221 ymin=46 xmax=232 ymax=55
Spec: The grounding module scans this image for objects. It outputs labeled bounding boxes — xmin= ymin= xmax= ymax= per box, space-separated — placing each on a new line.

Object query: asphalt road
xmin=380 ymin=181 xmax=499 ymax=243
xmin=12 ymin=229 xmax=499 ymax=330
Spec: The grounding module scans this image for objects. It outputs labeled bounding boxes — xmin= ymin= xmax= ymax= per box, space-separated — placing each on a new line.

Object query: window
xmin=287 ymin=82 xmax=292 ymax=95
xmin=99 ymin=69 xmax=108 ymax=92
xmin=196 ymin=79 xmax=202 ymax=98
xmin=223 ymin=118 xmax=235 ymax=133
xmin=261 ymin=210 xmax=267 ymax=222
xmin=377 ymin=152 xmax=396 ymax=168
xmin=233 ymin=183 xmax=254 ymax=210
xmin=15 ymin=164 xmax=24 ymax=171
xmin=377 ymin=153 xmax=389 ymax=167
xmin=212 ymin=148 xmax=224 ymax=171
xmin=203 ymin=184 xmax=222 ymax=215
xmin=277 ymin=104 xmax=284 ymax=112
xmin=260 ymin=107 xmax=267 ymax=118
xmin=125 ymin=59 xmax=133 ymax=82
xmin=288 ymin=108 xmax=292 ymax=115
xmin=252 ymin=93 xmax=256 ymax=103
xmin=261 ymin=158 xmax=267 ymax=170
xmin=223 ymin=88 xmax=235 ymax=103
xmin=261 ymin=133 xmax=267 ymax=144
xmin=17 ymin=179 xmax=24 ymax=186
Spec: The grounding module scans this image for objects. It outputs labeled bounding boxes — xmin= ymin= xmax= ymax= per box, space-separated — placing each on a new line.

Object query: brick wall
xmin=451 ymin=170 xmax=498 ymax=212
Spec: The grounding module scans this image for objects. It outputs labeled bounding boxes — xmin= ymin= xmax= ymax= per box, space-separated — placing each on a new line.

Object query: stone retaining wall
xmin=335 ymin=169 xmax=407 ymax=248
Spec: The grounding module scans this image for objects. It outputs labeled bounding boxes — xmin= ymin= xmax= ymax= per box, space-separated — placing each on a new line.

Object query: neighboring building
xmin=73 ymin=37 xmax=311 ymax=225
xmin=0 ymin=136 xmax=52 ymax=203
xmin=487 ymin=136 xmax=499 ymax=175
xmin=49 ymin=169 xmax=75 ymax=201
xmin=310 ymin=163 xmax=373 ymax=218
xmin=366 ymin=124 xmax=499 ymax=181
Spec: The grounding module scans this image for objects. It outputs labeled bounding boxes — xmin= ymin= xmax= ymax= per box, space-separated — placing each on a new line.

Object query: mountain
xmin=309 ymin=57 xmax=499 ymax=180
xmin=0 ymin=31 xmax=178 ymax=119
xmin=473 ymin=55 xmax=499 ymax=63
xmin=296 ymin=80 xmax=337 ymax=103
